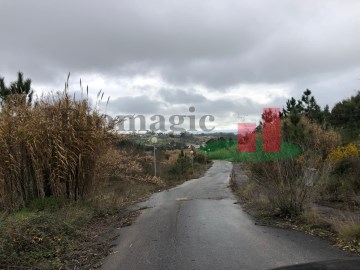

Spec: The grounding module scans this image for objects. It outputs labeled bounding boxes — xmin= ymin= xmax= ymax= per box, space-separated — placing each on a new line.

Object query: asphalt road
xmin=101 ymin=160 xmax=355 ymax=270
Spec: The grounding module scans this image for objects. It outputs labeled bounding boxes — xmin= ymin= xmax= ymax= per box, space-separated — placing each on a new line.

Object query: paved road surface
xmin=102 ymin=160 xmax=354 ymax=270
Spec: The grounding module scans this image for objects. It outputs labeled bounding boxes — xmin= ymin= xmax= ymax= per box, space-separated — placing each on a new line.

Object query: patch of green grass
xmin=11 ymin=209 xmax=37 ymax=219
xmin=27 ymin=197 xmax=67 ymax=212
xmin=202 ymin=139 xmax=302 ymax=162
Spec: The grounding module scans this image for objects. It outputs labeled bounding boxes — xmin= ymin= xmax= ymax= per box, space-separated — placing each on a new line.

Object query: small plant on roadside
xmin=249 ymin=158 xmax=308 ymax=218
xmin=169 ymin=149 xmax=192 ymax=176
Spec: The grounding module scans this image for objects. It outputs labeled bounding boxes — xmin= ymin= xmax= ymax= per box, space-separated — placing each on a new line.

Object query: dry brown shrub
xmin=97 ymin=147 xmax=165 ymax=187
xmin=283 ymin=116 xmax=341 ymax=161
xmin=250 ymin=158 xmax=308 ymax=217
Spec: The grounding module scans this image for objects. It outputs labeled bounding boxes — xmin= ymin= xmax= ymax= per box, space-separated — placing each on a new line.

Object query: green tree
xmin=282 ymin=89 xmax=325 ymax=143
xmin=170 ymin=149 xmax=192 ymax=175
xmin=322 ymin=104 xmax=331 ymax=128
xmin=0 ymin=72 xmax=33 ymax=106
xmin=330 ymin=91 xmax=360 ymax=142
xmin=282 ymin=89 xmax=323 ymax=124
xmin=307 ymin=96 xmax=322 ymax=123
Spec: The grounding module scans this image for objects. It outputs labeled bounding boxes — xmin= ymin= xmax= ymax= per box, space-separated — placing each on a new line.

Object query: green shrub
xmin=169 ymin=150 xmax=192 ymax=175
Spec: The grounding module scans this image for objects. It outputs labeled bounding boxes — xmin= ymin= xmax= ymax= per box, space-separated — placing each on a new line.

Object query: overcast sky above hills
xmin=1 ymin=0 xmax=360 ymax=131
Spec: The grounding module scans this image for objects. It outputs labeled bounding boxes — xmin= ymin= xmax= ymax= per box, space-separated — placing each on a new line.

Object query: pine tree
xmin=0 ymin=72 xmax=33 ymax=106
xmin=282 ymin=89 xmax=323 ymax=124
xmin=282 ymin=89 xmax=324 ymax=143
xmin=330 ymin=91 xmax=360 ymax=142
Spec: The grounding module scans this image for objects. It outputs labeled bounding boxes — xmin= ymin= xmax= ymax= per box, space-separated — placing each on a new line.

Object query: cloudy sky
xmin=1 ymin=0 xmax=360 ymax=132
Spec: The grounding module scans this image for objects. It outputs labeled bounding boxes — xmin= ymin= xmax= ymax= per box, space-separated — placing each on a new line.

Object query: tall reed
xmin=0 ymin=87 xmax=114 ymax=211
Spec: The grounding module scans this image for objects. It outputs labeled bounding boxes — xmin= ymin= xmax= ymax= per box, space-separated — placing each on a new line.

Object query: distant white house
xmin=186 ymin=143 xmax=200 ymax=149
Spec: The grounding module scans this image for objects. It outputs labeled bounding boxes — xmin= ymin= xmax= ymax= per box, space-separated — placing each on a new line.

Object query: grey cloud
xmin=1 ymin=0 xmax=359 ymax=127
xmin=158 ymin=87 xmax=261 ymax=116
xmin=195 ymin=98 xmax=260 ymax=117
xmin=2 ymin=0 xmax=359 ymax=90
xmin=292 ymin=67 xmax=360 ymax=109
xmin=159 ymin=89 xmax=206 ymax=104
xmin=106 ymin=95 xmax=162 ymax=115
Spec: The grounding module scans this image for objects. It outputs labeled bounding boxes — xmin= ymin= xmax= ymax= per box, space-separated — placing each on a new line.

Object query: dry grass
xmin=298 ymin=210 xmax=360 ymax=253
xmin=299 ymin=210 xmax=334 ymax=231
xmin=0 ymin=77 xmax=126 ymax=211
xmin=336 ymin=220 xmax=360 ymax=241
xmin=247 ymin=159 xmax=309 ymax=217
xmin=327 ymin=213 xmax=360 ymax=242
xmin=233 ymin=161 xmax=360 ymax=252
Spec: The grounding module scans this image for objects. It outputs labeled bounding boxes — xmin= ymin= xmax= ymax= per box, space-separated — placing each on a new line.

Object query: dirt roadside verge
xmin=230 ymin=163 xmax=360 ymax=256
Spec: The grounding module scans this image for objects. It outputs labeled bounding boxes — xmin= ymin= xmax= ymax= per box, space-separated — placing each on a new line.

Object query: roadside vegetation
xmin=0 ymin=72 xmax=211 ymax=269
xmin=202 ymin=138 xmax=301 ymax=162
xmin=227 ymin=89 xmax=360 ymax=255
